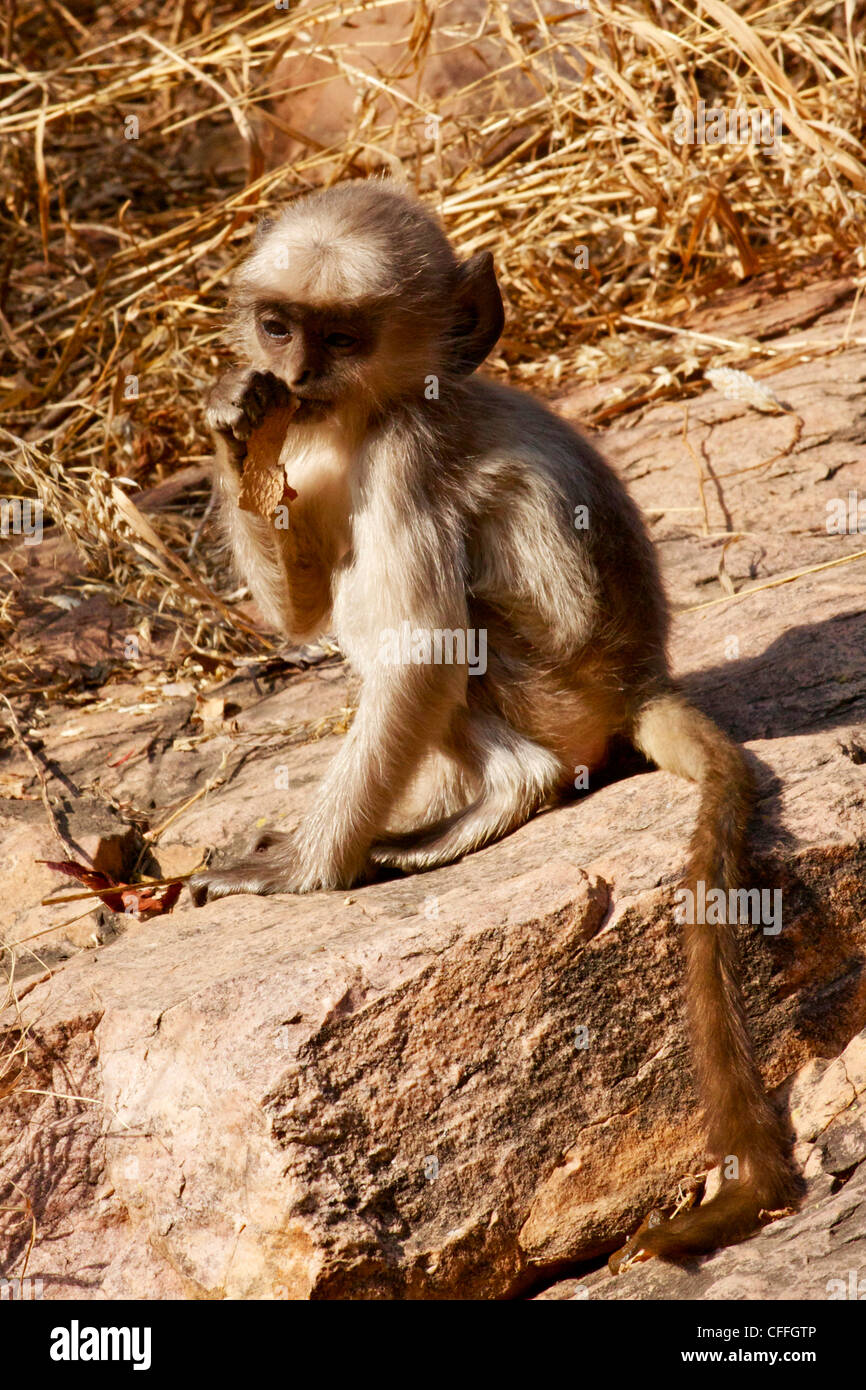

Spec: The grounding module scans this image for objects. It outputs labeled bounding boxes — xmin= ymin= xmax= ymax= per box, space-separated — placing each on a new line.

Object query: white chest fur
xmin=279 ymin=413 xmax=357 ymax=501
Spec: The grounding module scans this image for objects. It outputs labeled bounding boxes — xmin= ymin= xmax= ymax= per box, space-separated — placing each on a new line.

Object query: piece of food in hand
xmin=238 ymin=401 xmax=300 ymax=517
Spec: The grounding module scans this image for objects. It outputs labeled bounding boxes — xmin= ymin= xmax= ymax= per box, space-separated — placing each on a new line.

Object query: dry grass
xmin=0 ymin=0 xmax=864 ymax=683
xmin=0 ymin=949 xmax=27 ymax=1105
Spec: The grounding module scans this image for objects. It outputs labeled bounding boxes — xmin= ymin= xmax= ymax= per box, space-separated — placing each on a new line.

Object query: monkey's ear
xmin=449 ymin=251 xmax=504 ymax=374
xmin=253 ymin=216 xmax=276 ymax=245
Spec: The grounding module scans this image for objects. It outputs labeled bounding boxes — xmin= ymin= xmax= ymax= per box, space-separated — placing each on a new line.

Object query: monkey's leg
xmin=246 ymin=719 xmax=477 ymax=890
xmin=375 ymin=707 xmax=482 ymax=840
xmin=190 ymin=665 xmax=465 ymax=901
xmin=370 ymin=714 xmax=563 ymax=872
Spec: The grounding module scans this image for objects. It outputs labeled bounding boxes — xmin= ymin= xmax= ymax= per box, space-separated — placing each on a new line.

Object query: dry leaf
xmin=40 ymin=859 xmax=185 ymax=918
xmin=238 ymin=403 xmax=300 ymax=517
xmin=193 ymin=694 xmax=227 ymax=728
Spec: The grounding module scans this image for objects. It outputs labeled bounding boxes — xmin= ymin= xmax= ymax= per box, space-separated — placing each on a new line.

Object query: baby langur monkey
xmin=192 ymin=179 xmax=796 ymax=1265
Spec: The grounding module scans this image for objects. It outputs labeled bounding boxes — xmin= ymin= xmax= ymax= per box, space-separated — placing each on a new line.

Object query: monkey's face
xmin=250 ymin=297 xmax=383 ymax=415
xmin=230 ymin=286 xmax=450 ymax=417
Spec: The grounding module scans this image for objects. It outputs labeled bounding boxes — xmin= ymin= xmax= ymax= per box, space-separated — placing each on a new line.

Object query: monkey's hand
xmin=189 ymin=831 xmax=335 ymax=903
xmin=205 ymin=368 xmax=293 ymax=464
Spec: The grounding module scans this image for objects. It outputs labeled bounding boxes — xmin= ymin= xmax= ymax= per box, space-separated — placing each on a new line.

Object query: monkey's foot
xmin=205 ymin=368 xmax=293 ymax=460
xmin=369 ymin=810 xmax=475 ymax=873
xmin=190 ymin=830 xmax=300 ymax=902
xmin=188 ymin=830 xmax=348 ymax=902
xmin=189 ymin=858 xmax=292 ymax=903
xmin=189 ymin=859 xmax=329 ymax=901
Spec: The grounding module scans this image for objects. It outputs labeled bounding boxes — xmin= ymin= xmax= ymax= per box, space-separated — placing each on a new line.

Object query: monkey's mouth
xmin=291 ymin=394 xmax=335 ymax=421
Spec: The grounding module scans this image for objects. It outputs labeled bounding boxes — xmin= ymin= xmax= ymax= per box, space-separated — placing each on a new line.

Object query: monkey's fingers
xmin=234 ymin=373 xmax=291 ymax=439
xmin=189 ymin=847 xmax=309 ymax=903
xmin=226 ymin=378 xmax=275 ymax=440
xmin=205 ymin=369 xmax=295 ymax=446
xmin=250 ymin=371 xmax=292 ymax=416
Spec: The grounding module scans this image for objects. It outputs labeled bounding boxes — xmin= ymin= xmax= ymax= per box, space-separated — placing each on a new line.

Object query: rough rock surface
xmin=1 ymin=290 xmax=865 ymax=1299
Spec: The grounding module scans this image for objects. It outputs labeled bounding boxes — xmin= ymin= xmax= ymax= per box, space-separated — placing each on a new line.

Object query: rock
xmin=786 ymin=1057 xmax=858 ymax=1146
xmin=2 ymin=291 xmax=866 ymax=1299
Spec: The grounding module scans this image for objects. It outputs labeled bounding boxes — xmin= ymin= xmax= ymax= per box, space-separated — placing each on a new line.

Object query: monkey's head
xmin=227 ymin=180 xmax=504 ymax=414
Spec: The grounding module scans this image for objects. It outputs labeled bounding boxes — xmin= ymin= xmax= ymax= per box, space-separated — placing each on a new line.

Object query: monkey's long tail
xmin=623 ymin=691 xmax=796 ymax=1261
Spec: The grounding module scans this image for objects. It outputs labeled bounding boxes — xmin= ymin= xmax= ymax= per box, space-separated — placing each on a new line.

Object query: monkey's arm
xmin=274 ymin=476 xmax=349 ymax=637
xmin=217 ymin=444 xmax=343 ymax=638
xmin=208 ymin=368 xmax=342 ymax=639
xmin=191 ymin=444 xmax=470 ymax=899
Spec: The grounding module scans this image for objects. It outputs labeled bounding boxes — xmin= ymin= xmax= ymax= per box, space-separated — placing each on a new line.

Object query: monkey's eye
xmin=325 ymin=331 xmax=358 ymax=351
xmin=260 ymin=317 xmax=291 ymax=340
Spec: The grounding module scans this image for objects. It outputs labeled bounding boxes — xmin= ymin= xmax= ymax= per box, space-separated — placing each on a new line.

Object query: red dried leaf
xmin=39 ymin=859 xmax=125 ymax=911
xmin=121 ymin=880 xmax=184 ymax=919
xmin=40 ymin=860 xmax=184 ymax=917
